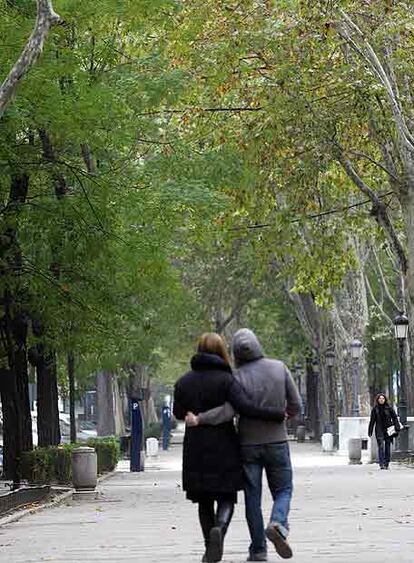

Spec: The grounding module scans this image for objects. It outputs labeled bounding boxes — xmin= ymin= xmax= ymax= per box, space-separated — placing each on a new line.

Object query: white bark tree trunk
xmin=0 ymin=0 xmax=60 ymax=119
xmin=287 ymin=237 xmax=370 ymax=417
xmin=401 ymin=188 xmax=414 ymax=410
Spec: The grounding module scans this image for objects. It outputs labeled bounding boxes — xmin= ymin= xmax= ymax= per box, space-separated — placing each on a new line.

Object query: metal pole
xmin=313 ymin=361 xmax=320 ymax=440
xmin=162 ymin=404 xmax=171 ymax=451
xmin=351 ymin=358 xmax=360 ymax=417
xmin=305 ymin=356 xmax=312 ymax=432
xmin=398 ymin=339 xmax=408 ymax=452
xmin=388 ymin=351 xmax=394 ymax=404
xmin=328 ymin=364 xmax=335 ymax=435
xmin=298 ymin=371 xmax=306 ymax=424
xmin=68 ymin=351 xmax=77 ymax=444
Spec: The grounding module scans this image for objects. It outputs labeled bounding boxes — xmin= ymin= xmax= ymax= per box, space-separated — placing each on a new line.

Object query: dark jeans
xmin=241 ymin=442 xmax=293 ymax=555
xmin=377 ymin=437 xmax=391 ymax=467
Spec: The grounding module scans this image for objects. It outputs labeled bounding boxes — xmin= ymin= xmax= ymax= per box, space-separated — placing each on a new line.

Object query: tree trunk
xmin=0 ymin=0 xmax=60 ymax=118
xmin=401 ymin=187 xmax=414 ymax=413
xmin=287 ymin=238 xmax=370 ymax=419
xmin=36 ymin=349 xmax=60 ymax=446
xmin=35 ymin=129 xmax=70 ymax=444
xmin=12 ymin=310 xmax=33 ymax=453
xmin=287 ymin=288 xmax=329 ymax=431
xmin=113 ymin=375 xmax=125 ymax=436
xmin=128 ymin=364 xmax=157 ymax=425
xmin=67 ymin=352 xmax=76 ymax=443
xmin=29 ymin=316 xmax=60 ymax=446
xmin=0 ymin=173 xmax=33 ymax=484
xmin=96 ymin=372 xmax=115 ymax=436
xmin=0 ymin=304 xmax=32 ymax=481
xmin=330 ymin=240 xmax=370 ymax=415
xmin=0 ymin=369 xmax=22 ymax=484
xmin=146 ymin=395 xmax=158 ymax=424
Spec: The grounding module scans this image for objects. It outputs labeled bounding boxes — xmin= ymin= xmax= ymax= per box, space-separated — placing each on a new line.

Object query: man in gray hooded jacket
xmin=186 ymin=329 xmax=301 ymax=561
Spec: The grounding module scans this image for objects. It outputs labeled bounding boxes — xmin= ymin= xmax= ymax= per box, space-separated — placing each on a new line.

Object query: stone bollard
xmin=296 ymin=425 xmax=306 ymax=443
xmin=348 ymin=438 xmax=362 ymax=465
xmin=321 ymin=432 xmax=334 ymax=452
xmin=72 ymin=446 xmax=98 ymax=500
xmin=146 ymin=437 xmax=159 ymax=457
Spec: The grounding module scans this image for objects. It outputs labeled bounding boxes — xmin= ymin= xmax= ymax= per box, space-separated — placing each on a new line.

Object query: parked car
xmin=59 ymin=415 xmax=97 ymax=443
xmin=31 ymin=412 xmax=97 ymax=445
xmin=0 ymin=414 xmax=98 ymax=455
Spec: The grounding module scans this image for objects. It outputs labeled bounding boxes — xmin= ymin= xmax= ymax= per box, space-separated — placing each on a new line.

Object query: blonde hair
xmin=197 ymin=332 xmax=231 ymax=365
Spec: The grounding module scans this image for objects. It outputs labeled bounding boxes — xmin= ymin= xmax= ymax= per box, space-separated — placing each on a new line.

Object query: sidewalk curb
xmin=0 ymin=467 xmax=118 ymax=527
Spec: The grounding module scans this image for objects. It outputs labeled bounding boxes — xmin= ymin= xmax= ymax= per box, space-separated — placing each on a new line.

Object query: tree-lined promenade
xmin=0 ymin=442 xmax=413 ymax=562
xmin=1 ymin=1 xmax=414 ymax=484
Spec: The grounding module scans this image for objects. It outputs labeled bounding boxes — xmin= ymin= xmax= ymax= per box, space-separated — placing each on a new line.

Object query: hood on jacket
xmin=232 ymin=328 xmax=264 ymax=366
xmin=190 ymin=352 xmax=232 ymax=373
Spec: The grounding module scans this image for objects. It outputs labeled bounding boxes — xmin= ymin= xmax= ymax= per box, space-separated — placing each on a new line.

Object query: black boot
xmin=198 ymin=501 xmax=215 ymax=562
xmin=216 ymin=500 xmax=234 ymax=537
xmin=207 ymin=501 xmax=235 ymax=562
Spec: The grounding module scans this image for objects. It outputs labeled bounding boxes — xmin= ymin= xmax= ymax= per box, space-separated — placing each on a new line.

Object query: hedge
xmin=21 ymin=445 xmax=73 ymax=485
xmin=144 ymin=422 xmax=161 ymax=441
xmin=86 ymin=437 xmax=120 ymax=473
xmin=21 ymin=437 xmax=120 ymax=485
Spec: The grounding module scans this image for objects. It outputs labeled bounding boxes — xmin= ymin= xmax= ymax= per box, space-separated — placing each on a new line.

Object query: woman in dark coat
xmin=368 ymin=393 xmax=399 ymax=469
xmin=173 ymin=332 xmax=285 ymax=563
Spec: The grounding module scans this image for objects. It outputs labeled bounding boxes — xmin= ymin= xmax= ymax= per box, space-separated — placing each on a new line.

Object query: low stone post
xmin=296 ymin=425 xmax=306 ymax=443
xmin=322 ymin=432 xmax=334 ymax=452
xmin=72 ymin=446 xmax=98 ymax=500
xmin=348 ymin=438 xmax=362 ymax=465
xmin=146 ymin=437 xmax=159 ymax=457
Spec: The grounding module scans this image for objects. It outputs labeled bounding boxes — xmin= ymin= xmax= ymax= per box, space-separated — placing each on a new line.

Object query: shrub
xmin=144 ymin=422 xmax=161 ymax=441
xmin=86 ymin=437 xmax=120 ymax=473
xmin=20 ymin=439 xmax=120 ymax=484
xmin=21 ymin=446 xmax=72 ymax=485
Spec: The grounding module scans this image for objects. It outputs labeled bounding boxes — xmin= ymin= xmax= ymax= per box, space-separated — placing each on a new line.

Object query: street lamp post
xmin=325 ymin=347 xmax=336 ymax=436
xmin=312 ymin=358 xmax=321 ymax=440
xmin=350 ymin=339 xmax=363 ymax=417
xmin=393 ymin=312 xmax=409 ymax=453
xmin=294 ymin=363 xmax=302 ymax=395
xmin=294 ymin=363 xmax=306 ymax=424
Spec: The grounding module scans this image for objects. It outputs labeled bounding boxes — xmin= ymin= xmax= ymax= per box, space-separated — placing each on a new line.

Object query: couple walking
xmin=173 ymin=329 xmax=301 ymax=562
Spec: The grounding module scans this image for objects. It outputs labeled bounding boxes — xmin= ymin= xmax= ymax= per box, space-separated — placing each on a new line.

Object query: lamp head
xmin=393 ymin=312 xmax=409 ymax=340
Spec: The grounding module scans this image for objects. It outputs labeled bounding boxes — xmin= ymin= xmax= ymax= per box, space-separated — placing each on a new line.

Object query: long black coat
xmin=368 ymin=404 xmax=399 ymax=440
xmin=173 ymin=353 xmax=284 ymax=497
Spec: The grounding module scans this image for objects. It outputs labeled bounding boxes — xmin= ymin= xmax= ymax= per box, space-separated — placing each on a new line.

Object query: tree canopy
xmin=1 ymin=0 xmax=414 ymax=477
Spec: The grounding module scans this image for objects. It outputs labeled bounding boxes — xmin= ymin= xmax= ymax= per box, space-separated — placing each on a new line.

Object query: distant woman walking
xmin=368 ymin=393 xmax=399 ymax=469
xmin=173 ymin=333 xmax=284 ymax=562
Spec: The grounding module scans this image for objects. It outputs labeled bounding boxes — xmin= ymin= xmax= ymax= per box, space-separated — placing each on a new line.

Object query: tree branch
xmin=364 ymin=274 xmax=393 ymax=326
xmin=0 ymin=0 xmax=60 ymax=119
xmin=371 ymin=247 xmax=399 ymax=311
xmin=81 ymin=143 xmax=96 ymax=175
xmin=339 ymin=154 xmax=408 ymax=275
xmin=347 ymin=149 xmax=400 ymax=182
xmin=337 ymin=10 xmax=414 ymax=154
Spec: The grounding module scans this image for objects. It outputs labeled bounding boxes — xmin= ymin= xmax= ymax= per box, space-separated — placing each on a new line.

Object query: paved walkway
xmin=0 ymin=437 xmax=413 ymax=562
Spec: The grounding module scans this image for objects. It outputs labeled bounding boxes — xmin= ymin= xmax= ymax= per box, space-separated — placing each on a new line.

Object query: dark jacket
xmin=173 ymin=352 xmax=285 ymax=495
xmin=368 ymin=404 xmax=399 ymax=440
